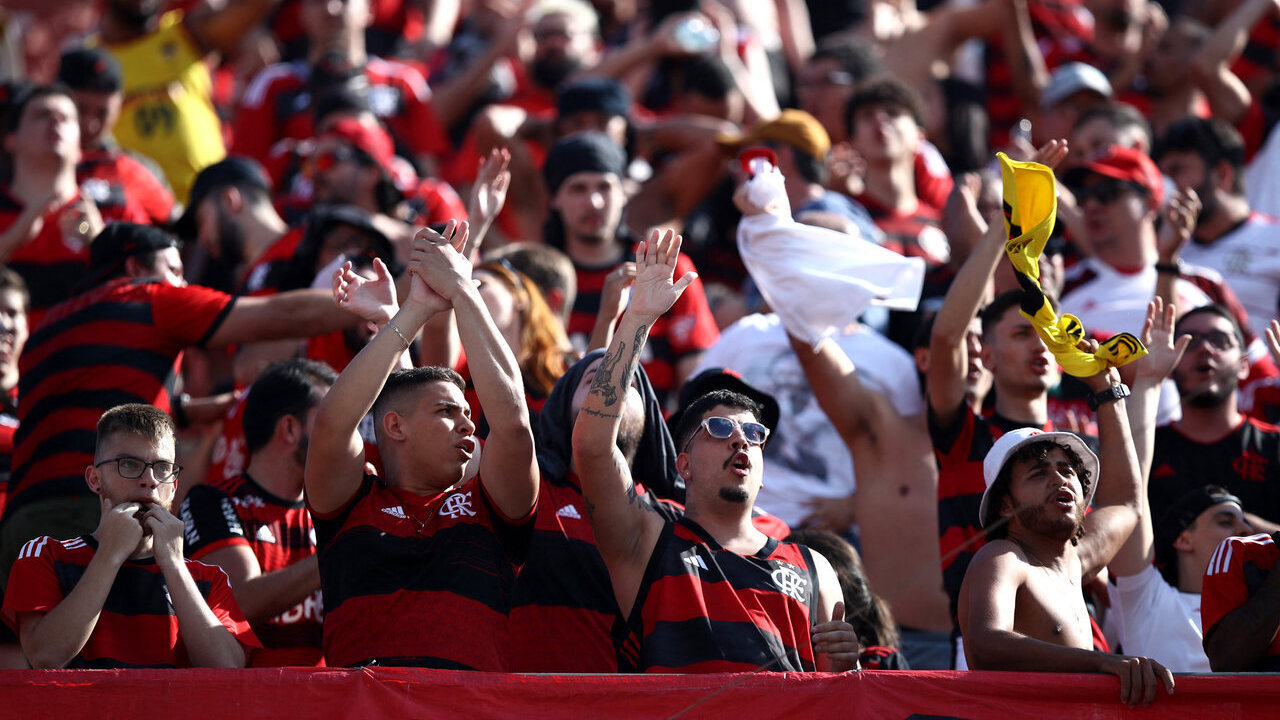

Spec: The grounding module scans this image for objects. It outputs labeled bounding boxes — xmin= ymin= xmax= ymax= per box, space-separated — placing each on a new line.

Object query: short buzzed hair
xmin=96 ymin=403 xmax=174 ymax=457
xmin=370 ymin=366 xmax=466 ymax=442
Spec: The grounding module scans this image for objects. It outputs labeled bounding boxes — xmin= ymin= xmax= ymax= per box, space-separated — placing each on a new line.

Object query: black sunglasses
xmin=682 ymin=416 xmax=770 ymax=454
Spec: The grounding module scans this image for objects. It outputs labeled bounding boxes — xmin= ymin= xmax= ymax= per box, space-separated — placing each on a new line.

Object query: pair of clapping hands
xmin=330 ymin=220 xmax=472 ymax=325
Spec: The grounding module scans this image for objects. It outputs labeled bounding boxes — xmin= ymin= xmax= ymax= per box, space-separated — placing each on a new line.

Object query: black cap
xmin=543 ymin=132 xmax=626 ymax=195
xmin=84 ymin=223 xmax=181 ymax=289
xmin=58 ymin=48 xmax=123 ymax=93
xmin=556 ymin=77 xmax=631 ymax=120
xmin=1153 ymin=485 xmax=1243 ymax=587
xmin=173 ymin=156 xmax=271 ymax=240
xmin=667 ymin=367 xmax=781 ymax=436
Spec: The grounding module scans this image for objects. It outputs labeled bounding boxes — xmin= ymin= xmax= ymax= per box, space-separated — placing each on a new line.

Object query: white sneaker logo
xmin=556 ymin=504 xmax=581 ymax=519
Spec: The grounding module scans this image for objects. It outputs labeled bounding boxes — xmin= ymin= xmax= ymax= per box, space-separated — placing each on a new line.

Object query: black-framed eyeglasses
xmin=1075 ymin=179 xmax=1145 ymax=205
xmin=682 ymin=416 xmax=770 ymax=454
xmin=1181 ymin=329 xmax=1237 ymax=351
xmin=94 ymin=456 xmax=182 ymax=482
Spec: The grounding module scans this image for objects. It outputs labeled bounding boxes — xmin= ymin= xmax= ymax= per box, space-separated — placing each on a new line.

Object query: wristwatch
xmin=1087 ymin=383 xmax=1130 ymax=411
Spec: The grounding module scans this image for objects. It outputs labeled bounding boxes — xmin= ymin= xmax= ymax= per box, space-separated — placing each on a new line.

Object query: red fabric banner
xmin=2 ymin=668 xmax=1276 ymax=719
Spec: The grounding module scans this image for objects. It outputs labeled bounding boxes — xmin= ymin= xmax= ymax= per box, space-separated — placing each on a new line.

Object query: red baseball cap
xmin=323 ymin=118 xmax=395 ymax=175
xmin=1070 ymin=144 xmax=1165 ymax=207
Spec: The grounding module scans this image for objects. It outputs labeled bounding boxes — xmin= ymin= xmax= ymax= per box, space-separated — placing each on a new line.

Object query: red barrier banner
xmin=2 ymin=668 xmax=1276 ymax=719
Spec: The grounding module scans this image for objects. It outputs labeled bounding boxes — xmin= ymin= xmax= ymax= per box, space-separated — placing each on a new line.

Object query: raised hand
xmin=471 ymin=147 xmax=512 ymax=230
xmin=1135 ymin=297 xmax=1189 ymax=383
xmin=598 ymin=262 xmax=637 ymax=324
xmin=625 ymin=229 xmax=697 ymax=323
xmin=1156 ymin=187 xmax=1201 ymax=262
xmin=1029 ymin=138 xmax=1070 ymax=170
xmin=333 ymin=258 xmax=399 ymax=326
xmin=405 ymin=221 xmax=471 ymax=315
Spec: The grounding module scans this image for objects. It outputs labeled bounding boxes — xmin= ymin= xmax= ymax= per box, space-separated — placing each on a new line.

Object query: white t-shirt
xmin=1179 ymin=212 xmax=1280 ymax=340
xmin=1107 ymin=563 xmax=1210 ymax=673
xmin=695 ymin=313 xmax=923 ymax=527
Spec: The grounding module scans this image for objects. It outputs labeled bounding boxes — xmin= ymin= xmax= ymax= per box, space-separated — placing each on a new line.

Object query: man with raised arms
xmin=573 ymin=229 xmax=858 ymax=673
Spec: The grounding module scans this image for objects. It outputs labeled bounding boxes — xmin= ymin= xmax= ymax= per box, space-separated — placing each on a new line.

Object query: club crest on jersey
xmin=440 ymin=491 xmax=477 ymax=519
xmin=771 ymin=565 xmax=809 ymax=602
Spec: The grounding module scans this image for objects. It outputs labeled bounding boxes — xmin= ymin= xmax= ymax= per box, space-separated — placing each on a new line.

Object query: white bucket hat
xmin=979 ymin=427 xmax=1100 ymax=528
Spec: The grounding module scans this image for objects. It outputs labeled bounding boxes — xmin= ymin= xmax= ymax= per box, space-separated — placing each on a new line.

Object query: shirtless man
xmin=958 ymin=351 xmax=1175 ymax=707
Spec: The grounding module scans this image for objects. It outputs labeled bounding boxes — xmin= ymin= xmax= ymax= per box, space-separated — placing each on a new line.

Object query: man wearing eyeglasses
xmin=1 ymin=404 xmax=259 ymax=668
xmin=1148 ymin=306 xmax=1280 ymax=533
xmin=574 ymin=229 xmax=860 ymax=673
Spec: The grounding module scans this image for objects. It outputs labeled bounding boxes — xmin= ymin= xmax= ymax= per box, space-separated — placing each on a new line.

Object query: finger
xmin=668 ymin=232 xmax=683 ymax=266
xmin=637 ymin=239 xmax=650 ymax=266
xmin=672 ymin=271 xmax=698 ymax=296
xmin=1140 ymin=659 xmax=1158 ymax=706
xmin=1158 ymin=663 xmax=1175 ymax=694
xmin=1118 ymin=659 xmax=1133 ymax=706
xmin=1170 ymin=334 xmax=1190 ymax=365
xmin=832 ymin=600 xmax=845 ymax=623
xmin=452 ymin=221 xmax=470 ymax=253
xmin=1127 ymin=659 xmax=1141 ymax=707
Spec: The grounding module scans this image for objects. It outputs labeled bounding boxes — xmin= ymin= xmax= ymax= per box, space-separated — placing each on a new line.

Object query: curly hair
xmin=984 ymin=439 xmax=1092 ymax=545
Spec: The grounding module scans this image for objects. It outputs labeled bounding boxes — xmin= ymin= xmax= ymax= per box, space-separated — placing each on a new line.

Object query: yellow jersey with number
xmin=103 ymin=11 xmax=225 ymax=203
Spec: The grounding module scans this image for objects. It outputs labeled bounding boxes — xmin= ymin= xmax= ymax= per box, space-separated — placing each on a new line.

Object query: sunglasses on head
xmin=1075 ymin=179 xmax=1145 ymax=205
xmin=1181 ymin=329 xmax=1237 ymax=351
xmin=682 ymin=416 xmax=769 ymax=454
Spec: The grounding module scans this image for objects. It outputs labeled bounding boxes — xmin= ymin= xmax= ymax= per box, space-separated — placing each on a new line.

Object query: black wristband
xmin=1087 ymin=384 xmax=1130 ymax=411
xmin=172 ymin=393 xmax=191 ymax=429
xmin=1154 ymin=261 xmax=1180 ymax=275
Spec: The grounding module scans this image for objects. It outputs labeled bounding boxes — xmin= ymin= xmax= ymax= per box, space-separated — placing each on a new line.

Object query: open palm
xmin=626 ymin=229 xmax=698 ymax=322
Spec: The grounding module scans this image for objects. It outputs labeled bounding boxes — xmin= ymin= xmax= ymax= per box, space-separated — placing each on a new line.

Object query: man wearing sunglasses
xmin=2 ymin=404 xmax=259 ymax=668
xmin=1148 ymin=305 xmax=1280 ymax=533
xmin=574 ymin=229 xmax=860 ymax=673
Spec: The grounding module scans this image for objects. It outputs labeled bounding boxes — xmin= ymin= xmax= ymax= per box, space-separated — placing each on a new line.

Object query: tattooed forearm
xmin=581 ymin=408 xmax=621 ymax=419
xmin=588 ymin=341 xmax=625 ymax=407
xmin=624 ymin=480 xmax=640 ymax=507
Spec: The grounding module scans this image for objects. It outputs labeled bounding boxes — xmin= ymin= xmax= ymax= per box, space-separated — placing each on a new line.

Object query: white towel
xmin=736 ymin=170 xmax=925 ymax=350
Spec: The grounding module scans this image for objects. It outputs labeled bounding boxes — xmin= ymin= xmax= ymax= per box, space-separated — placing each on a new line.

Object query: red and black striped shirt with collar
xmin=5 ymin=278 xmax=234 ymax=521
xmin=181 ymin=472 xmax=323 ymax=667
xmin=0 ymin=533 xmax=260 ymax=667
xmin=617 ymin=515 xmax=820 ymax=674
xmin=311 ymin=473 xmax=534 ymax=670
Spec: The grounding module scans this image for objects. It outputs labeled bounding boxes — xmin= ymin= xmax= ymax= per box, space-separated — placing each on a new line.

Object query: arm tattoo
xmin=587 ymin=342 xmax=624 ymax=407
xmin=581 ymin=407 xmax=621 ymax=419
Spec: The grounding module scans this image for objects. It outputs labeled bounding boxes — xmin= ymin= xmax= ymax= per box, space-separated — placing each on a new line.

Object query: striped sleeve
xmin=1201 ymin=533 xmax=1274 ymax=637
xmin=1 ymin=537 xmax=66 ymax=630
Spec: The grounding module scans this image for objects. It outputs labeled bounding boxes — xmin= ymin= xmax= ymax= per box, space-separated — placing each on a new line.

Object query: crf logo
xmin=771 ymin=566 xmax=809 ymax=602
xmin=439 ymin=491 xmax=477 ymax=519
xmin=1232 ymin=450 xmax=1269 ymax=483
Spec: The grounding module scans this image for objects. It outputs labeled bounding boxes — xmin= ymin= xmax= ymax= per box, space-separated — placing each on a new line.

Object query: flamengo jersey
xmin=5 ymin=278 xmax=233 ymax=519
xmin=312 ymin=474 xmax=533 ymax=669
xmin=618 ymin=517 xmax=820 ymax=673
xmin=566 ymin=249 xmax=719 ymax=405
xmin=1178 ymin=213 xmax=1280 ymax=340
xmin=1 ymin=534 xmax=259 ymax=667
xmin=930 ymin=404 xmax=1051 ymax=619
xmin=1201 ymin=532 xmax=1280 ymax=671
xmin=507 ymin=473 xmax=620 ymax=672
xmin=181 ymin=473 xmax=323 ymax=667
xmin=77 ymin=146 xmax=176 ymax=226
xmin=1150 ymin=418 xmax=1280 ymax=532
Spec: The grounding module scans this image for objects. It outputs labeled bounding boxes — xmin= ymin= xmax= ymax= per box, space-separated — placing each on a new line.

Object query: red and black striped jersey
xmin=1201 ymin=532 xmax=1280 ymax=671
xmin=5 ymin=278 xmax=234 ymax=519
xmin=1 ymin=534 xmax=260 ymax=667
xmin=618 ymin=516 xmax=820 ymax=673
xmin=77 ymin=146 xmax=175 ymax=226
xmin=507 ymin=472 xmax=619 ymax=672
xmin=181 ymin=473 xmax=322 ymax=667
xmin=566 ymin=249 xmax=719 ymax=406
xmin=930 ymin=403 xmax=1053 ymax=618
xmin=1150 ymin=418 xmax=1280 ymax=530
xmin=311 ymin=473 xmax=534 ymax=669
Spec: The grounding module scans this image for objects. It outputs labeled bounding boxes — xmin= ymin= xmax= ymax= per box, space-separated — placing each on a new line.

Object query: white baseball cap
xmin=979 ymin=427 xmax=1100 ymax=528
xmin=1041 ymin=62 xmax=1113 ymax=110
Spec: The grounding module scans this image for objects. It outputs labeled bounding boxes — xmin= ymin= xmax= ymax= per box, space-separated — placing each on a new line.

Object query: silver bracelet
xmin=385 ymin=320 xmax=412 ymax=351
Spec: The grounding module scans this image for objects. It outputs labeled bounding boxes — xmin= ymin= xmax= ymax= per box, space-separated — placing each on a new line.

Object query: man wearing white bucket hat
xmin=959 ymin=354 xmax=1177 ymax=708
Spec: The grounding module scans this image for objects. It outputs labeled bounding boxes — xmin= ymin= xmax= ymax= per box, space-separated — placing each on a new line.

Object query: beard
xmin=1016 ymin=501 xmax=1083 ymax=543
xmin=1174 ymin=365 xmax=1237 ymax=408
xmin=530 ymin=55 xmax=583 ymax=91
xmin=718 ymin=486 xmax=750 ymax=503
xmin=216 ymin=207 xmax=246 ymax=266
